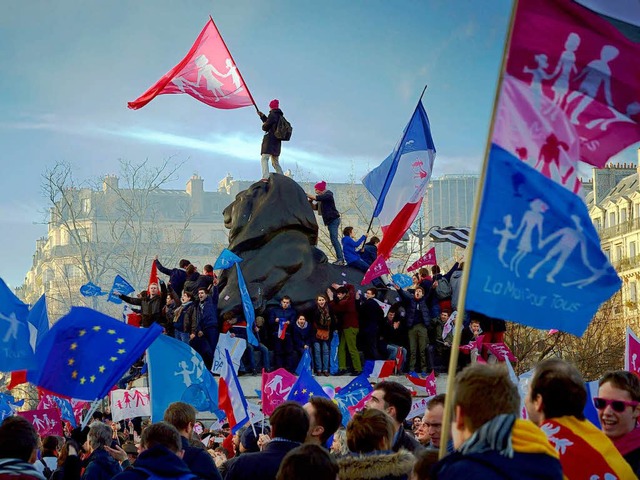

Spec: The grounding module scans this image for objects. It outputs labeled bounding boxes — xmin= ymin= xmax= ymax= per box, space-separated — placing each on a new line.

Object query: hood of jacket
xmin=337 ymin=450 xmax=415 ymax=480
xmin=451 ymin=270 xmax=463 ymax=280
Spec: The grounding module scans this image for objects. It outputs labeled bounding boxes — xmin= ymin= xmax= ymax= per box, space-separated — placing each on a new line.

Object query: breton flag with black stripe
xmin=429 ymin=226 xmax=470 ymax=248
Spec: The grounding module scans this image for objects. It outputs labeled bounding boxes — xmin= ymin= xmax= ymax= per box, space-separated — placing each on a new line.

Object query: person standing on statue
xmin=307 ymin=181 xmax=345 ymax=265
xmin=257 ymin=99 xmax=285 ymax=180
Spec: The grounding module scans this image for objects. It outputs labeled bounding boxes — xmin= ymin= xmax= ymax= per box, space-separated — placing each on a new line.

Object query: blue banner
xmin=214 ymin=249 xmax=242 ymax=270
xmin=0 ymin=278 xmax=36 ymax=372
xmin=466 ymin=145 xmax=621 ymax=336
xmin=80 ymin=282 xmax=107 ymax=297
xmin=108 ymin=275 xmax=135 ymax=304
xmin=27 ymin=294 xmax=49 ymax=350
xmin=236 ymin=263 xmax=259 ymax=347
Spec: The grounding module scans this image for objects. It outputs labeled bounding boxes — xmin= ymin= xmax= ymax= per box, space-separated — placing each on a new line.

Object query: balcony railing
xmin=599 ymin=218 xmax=640 ymax=240
xmin=614 ymin=255 xmax=640 ymax=272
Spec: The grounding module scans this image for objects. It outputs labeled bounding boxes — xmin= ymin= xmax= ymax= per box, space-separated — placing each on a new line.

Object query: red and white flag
xmin=365 ymin=360 xmax=395 ymax=379
xmin=625 ymin=327 xmax=640 ymax=374
xmin=363 ymin=102 xmax=436 ymax=259
xmin=361 ymin=255 xmax=391 ymax=285
xmin=218 ymin=349 xmax=249 ymax=433
xmin=277 ymin=322 xmax=288 ymax=340
xmin=129 ymin=18 xmax=254 ymax=110
xmin=407 ymin=247 xmax=437 ymax=272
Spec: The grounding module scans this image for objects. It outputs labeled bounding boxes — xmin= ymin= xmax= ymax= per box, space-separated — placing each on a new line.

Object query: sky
xmin=1 ymin=0 xmax=637 ymax=289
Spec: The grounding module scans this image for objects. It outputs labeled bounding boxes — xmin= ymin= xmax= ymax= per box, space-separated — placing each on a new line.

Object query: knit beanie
xmin=314 ymin=181 xmax=327 ymax=192
xmin=269 ymin=99 xmax=279 ymax=109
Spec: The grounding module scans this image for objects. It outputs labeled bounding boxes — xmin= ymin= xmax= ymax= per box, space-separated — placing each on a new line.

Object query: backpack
xmin=435 ymin=277 xmax=452 ymax=299
xmin=274 ymin=115 xmax=293 ymax=141
xmin=40 ymin=459 xmax=53 ymax=480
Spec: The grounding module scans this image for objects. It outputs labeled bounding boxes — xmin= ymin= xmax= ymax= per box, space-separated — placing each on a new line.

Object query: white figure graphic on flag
xmin=0 ymin=312 xmax=19 ymax=342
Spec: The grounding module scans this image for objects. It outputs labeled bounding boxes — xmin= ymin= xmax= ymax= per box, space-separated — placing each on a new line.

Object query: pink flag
xmin=501 ymin=0 xmax=640 ymax=169
xmin=361 ymin=255 xmax=391 ymax=285
xmin=407 ymin=247 xmax=437 ymax=272
xmin=18 ymin=408 xmax=63 ymax=436
xmin=261 ymin=368 xmax=297 ymax=416
xmin=625 ymin=327 xmax=640 ymax=374
xmin=347 ymin=390 xmax=373 ymax=417
xmin=129 ymin=18 xmax=254 ymax=110
xmin=425 ymin=370 xmax=437 ymax=396
xmin=486 ymin=342 xmax=518 ymax=363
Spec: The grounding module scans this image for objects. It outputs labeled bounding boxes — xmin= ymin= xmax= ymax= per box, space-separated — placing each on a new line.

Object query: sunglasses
xmin=593 ymin=397 xmax=639 ymax=412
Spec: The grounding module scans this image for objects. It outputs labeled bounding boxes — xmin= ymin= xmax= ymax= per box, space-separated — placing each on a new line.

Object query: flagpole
xmin=438 ymin=0 xmax=519 ymax=460
xmin=364 ymin=84 xmax=428 ymax=237
xmin=208 ymin=15 xmax=260 ymax=113
xmin=81 ymin=399 xmax=101 ymax=430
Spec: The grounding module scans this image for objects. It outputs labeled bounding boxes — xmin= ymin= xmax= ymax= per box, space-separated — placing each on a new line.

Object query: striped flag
xmin=218 ymin=349 xmax=249 ymax=434
xmin=363 ymin=360 xmax=395 ymax=379
xmin=429 ymin=226 xmax=470 ymax=248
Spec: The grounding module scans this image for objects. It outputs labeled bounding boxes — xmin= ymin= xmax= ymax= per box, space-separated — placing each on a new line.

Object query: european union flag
xmin=213 ymin=249 xmax=242 ymax=270
xmin=335 ymin=372 xmax=373 ymax=427
xmin=29 ymin=307 xmax=162 ymax=400
xmin=466 ymin=145 xmax=621 ymax=336
xmin=147 ymin=334 xmax=224 ymax=421
xmin=287 ymin=369 xmax=329 ymax=405
xmin=0 ymin=278 xmax=36 ymax=372
xmin=27 ymin=294 xmax=49 ymax=349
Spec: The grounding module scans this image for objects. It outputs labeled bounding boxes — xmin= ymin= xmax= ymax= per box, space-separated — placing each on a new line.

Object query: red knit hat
xmin=314 ymin=181 xmax=327 ymax=191
xmin=269 ymin=99 xmax=279 ymax=109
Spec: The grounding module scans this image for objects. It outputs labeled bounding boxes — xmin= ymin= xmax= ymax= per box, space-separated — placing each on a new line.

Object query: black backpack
xmin=274 ymin=115 xmax=293 ymax=141
xmin=435 ymin=277 xmax=452 ymax=299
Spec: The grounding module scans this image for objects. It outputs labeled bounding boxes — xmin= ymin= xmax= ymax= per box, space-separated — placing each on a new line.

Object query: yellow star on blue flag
xmin=28 ymin=307 xmax=162 ymax=400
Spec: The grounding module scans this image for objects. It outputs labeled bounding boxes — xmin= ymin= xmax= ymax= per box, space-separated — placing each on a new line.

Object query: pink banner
xmin=625 ymin=327 xmax=640 ymax=374
xmin=361 ymin=255 xmax=391 ymax=285
xmin=261 ymin=368 xmax=297 ymax=416
xmin=18 ymin=408 xmax=63 ymax=436
xmin=486 ymin=342 xmax=518 ymax=362
xmin=502 ymin=0 xmax=640 ymax=168
xmin=129 ymin=19 xmax=253 ymax=110
xmin=407 ymin=247 xmax=437 ymax=272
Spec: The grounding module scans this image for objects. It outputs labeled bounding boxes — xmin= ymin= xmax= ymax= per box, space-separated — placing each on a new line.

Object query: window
xmin=609 ymin=212 xmax=616 ymax=227
xmin=631 ymin=282 xmax=638 ymax=303
xmin=621 ymin=208 xmax=628 ymax=222
xmin=631 ymin=241 xmax=637 ymax=259
xmin=64 ymin=264 xmax=81 ymax=280
xmin=616 ymin=245 xmax=623 ymax=261
xmin=81 ymin=198 xmax=91 ymax=213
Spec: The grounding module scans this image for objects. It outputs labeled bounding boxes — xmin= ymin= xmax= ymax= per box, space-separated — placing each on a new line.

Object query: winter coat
xmin=226 ymin=439 xmax=301 ymax=480
xmin=82 ymin=448 xmax=122 ymax=480
xmin=180 ymin=436 xmax=222 ymax=480
xmin=268 ymin=306 xmax=297 ymax=337
xmin=0 ymin=459 xmax=47 ymax=480
xmin=392 ymin=425 xmax=423 ymax=454
xmin=292 ymin=321 xmax=313 ymax=351
xmin=155 ymin=260 xmax=187 ymax=295
xmin=310 ymin=306 xmax=335 ymax=337
xmin=450 ymin=270 xmax=463 ymax=310
xmin=342 ymin=235 xmax=367 ymax=264
xmin=111 ymin=445 xmax=200 ymax=480
xmin=195 ymin=287 xmax=219 ymax=331
xmin=331 ymin=285 xmax=359 ymax=330
xmin=183 ymin=272 xmax=202 ymax=296
xmin=314 ymin=190 xmax=340 ymax=225
xmin=358 ymin=298 xmax=384 ymax=335
xmin=397 ymin=289 xmax=431 ymax=329
xmin=337 ymin=450 xmax=415 ymax=480
xmin=259 ymin=108 xmax=283 ymax=156
xmin=361 ymin=243 xmax=378 ymax=265
xmin=119 ymin=284 xmax=167 ymax=328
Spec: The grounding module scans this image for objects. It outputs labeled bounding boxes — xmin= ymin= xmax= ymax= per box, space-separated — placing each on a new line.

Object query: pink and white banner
xmin=361 ymin=255 xmax=391 ymax=285
xmin=486 ymin=342 xmax=518 ymax=363
xmin=129 ymin=19 xmax=253 ymax=110
xmin=110 ymin=387 xmax=151 ymax=422
xmin=407 ymin=247 xmax=437 ymax=272
xmin=625 ymin=327 xmax=640 ymax=374
xmin=18 ymin=408 xmax=63 ymax=436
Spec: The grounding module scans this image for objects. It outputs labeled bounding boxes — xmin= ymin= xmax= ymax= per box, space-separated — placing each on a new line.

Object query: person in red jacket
xmin=327 ymin=283 xmax=362 ymax=375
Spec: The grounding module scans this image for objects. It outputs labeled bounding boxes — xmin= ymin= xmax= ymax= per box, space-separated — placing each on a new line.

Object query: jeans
xmin=261 ymin=154 xmax=283 ymax=179
xmin=174 ymin=331 xmax=190 ymax=344
xmin=348 ymin=258 xmax=370 ymax=273
xmin=326 ymin=217 xmax=344 ymax=262
xmin=386 ymin=344 xmax=407 ymax=372
xmin=313 ymin=340 xmax=330 ymax=372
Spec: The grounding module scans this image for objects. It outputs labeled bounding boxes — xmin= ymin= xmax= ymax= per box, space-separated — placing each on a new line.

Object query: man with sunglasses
xmin=598 ymin=370 xmax=640 ymax=476
xmin=526 ymin=359 xmax=634 ymax=478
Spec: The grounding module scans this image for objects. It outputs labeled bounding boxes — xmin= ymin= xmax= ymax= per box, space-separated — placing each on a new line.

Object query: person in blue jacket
xmin=341 ymin=227 xmax=369 ymax=272
xmin=269 ymin=296 xmax=297 ymax=372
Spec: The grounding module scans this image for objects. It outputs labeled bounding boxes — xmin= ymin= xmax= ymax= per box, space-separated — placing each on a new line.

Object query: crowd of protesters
xmin=4 ymin=361 xmax=640 ymax=480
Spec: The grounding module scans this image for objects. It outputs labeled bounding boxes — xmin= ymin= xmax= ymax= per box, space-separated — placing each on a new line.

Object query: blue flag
xmin=53 ymin=396 xmax=77 ymax=428
xmin=334 ymin=372 xmax=373 ymax=427
xmin=584 ymin=380 xmax=601 ymax=429
xmin=27 ymin=294 xmax=49 ymax=350
xmin=214 ymin=249 xmax=242 ymax=270
xmin=80 ymin=282 xmax=107 ymax=297
xmin=29 ymin=307 xmax=162 ymax=400
xmin=467 ymin=145 xmax=621 ymax=336
xmin=295 ymin=348 xmax=313 ymax=376
xmin=329 ymin=331 xmax=340 ymax=375
xmin=0 ymin=392 xmax=23 ymax=421
xmin=392 ymin=274 xmax=413 ymax=289
xmin=108 ymin=275 xmax=135 ymax=304
xmin=0 ymin=278 xmax=36 ymax=372
xmin=236 ymin=264 xmax=259 ymax=347
xmin=287 ymin=369 xmax=329 ymax=405
xmin=147 ymin=334 xmax=224 ymax=421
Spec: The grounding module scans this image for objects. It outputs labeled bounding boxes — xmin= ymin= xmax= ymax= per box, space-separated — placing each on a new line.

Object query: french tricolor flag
xmin=363 ymin=101 xmax=436 ymax=259
xmin=364 ymin=360 xmax=395 ymax=379
xmin=218 ymin=349 xmax=249 ymax=434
